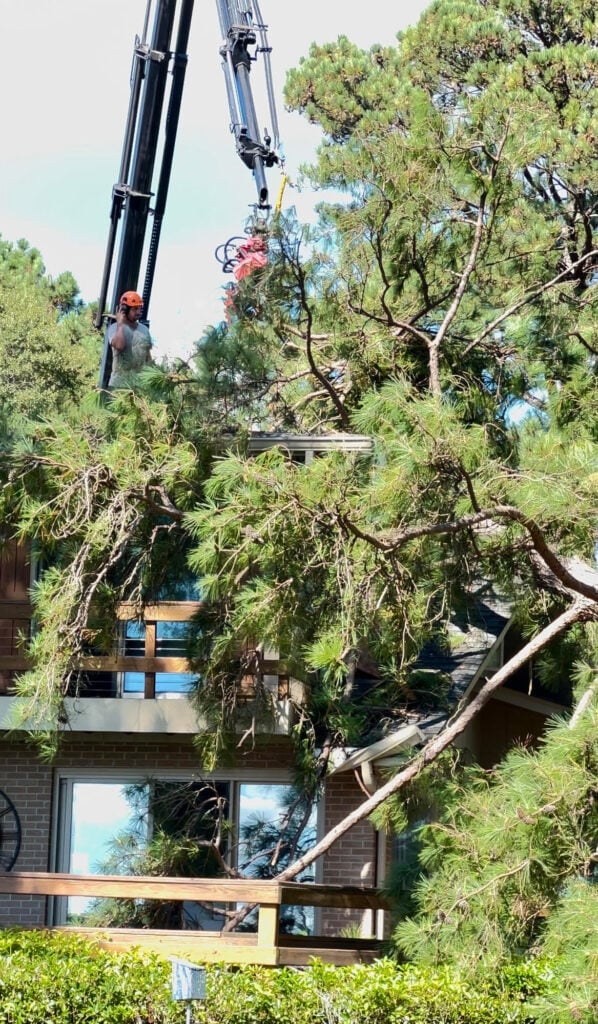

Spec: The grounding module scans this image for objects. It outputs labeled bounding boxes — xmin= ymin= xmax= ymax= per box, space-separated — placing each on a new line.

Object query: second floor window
xmin=122 ymin=620 xmax=198 ymax=696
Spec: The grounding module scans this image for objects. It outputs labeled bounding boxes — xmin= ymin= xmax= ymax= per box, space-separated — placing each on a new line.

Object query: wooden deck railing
xmin=0 ymin=602 xmax=204 ymax=694
xmin=0 ymin=872 xmax=388 ymax=966
xmin=0 ymin=599 xmax=284 ymax=700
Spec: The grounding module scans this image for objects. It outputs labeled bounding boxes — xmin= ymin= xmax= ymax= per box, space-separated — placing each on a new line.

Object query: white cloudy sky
xmin=1 ymin=0 xmax=430 ymax=360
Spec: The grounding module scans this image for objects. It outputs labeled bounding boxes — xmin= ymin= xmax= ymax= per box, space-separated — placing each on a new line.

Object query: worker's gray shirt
xmin=108 ymin=321 xmax=153 ymax=387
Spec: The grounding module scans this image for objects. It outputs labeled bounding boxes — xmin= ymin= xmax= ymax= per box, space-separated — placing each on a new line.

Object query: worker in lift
xmin=108 ymin=291 xmax=153 ymax=388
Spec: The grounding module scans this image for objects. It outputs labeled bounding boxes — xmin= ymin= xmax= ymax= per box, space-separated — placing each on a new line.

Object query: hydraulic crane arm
xmin=96 ymin=0 xmax=280 ymax=389
xmin=216 ymin=0 xmax=280 ymax=208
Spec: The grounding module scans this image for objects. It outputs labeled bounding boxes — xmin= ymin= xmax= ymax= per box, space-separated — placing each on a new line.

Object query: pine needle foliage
xmin=394 ymin=674 xmax=598 ymax=989
xmin=4 ymin=3 xmax=598 ymax=986
xmin=1 ymin=385 xmax=208 ymax=748
xmin=0 ymin=237 xmax=99 ymax=419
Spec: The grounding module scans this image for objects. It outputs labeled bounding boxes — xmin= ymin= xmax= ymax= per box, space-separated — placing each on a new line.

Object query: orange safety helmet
xmin=119 ymin=290 xmax=144 ymax=308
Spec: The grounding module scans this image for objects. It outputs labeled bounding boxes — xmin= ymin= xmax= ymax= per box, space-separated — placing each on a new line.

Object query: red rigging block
xmin=233 ymin=236 xmax=268 ymax=282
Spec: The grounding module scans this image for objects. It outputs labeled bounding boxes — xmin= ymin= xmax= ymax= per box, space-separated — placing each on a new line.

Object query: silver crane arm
xmin=215 ymin=0 xmax=280 ymax=207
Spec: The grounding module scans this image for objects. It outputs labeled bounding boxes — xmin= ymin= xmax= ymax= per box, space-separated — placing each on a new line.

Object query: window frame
xmin=49 ymin=768 xmax=323 ymax=926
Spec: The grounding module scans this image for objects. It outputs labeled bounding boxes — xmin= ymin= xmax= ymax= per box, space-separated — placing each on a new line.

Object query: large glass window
xmin=238 ymin=783 xmax=317 ymax=934
xmin=55 ymin=776 xmax=318 ymax=933
xmin=64 ymin=782 xmax=148 ymax=919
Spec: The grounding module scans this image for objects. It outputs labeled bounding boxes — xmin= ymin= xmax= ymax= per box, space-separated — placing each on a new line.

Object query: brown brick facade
xmin=0 ymin=739 xmax=52 ymax=925
xmin=321 ymin=773 xmax=380 ymax=936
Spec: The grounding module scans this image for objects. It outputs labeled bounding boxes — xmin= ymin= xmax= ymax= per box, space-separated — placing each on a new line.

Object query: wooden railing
xmin=0 ymin=872 xmax=388 ymax=966
xmin=0 ymin=602 xmax=204 ymax=700
xmin=0 ymin=600 xmax=285 ymax=700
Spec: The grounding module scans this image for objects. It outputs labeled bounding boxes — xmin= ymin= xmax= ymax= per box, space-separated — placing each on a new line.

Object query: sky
xmin=0 ymin=0 xmax=431 ymax=361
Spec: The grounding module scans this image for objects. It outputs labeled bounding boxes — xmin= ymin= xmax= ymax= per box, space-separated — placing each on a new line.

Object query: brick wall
xmin=55 ymin=734 xmax=296 ymax=773
xmin=0 ymin=740 xmax=52 ymax=926
xmin=320 ymin=772 xmax=379 ymax=936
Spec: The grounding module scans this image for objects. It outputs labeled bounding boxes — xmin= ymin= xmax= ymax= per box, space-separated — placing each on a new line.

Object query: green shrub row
xmin=0 ymin=930 xmax=552 ymax=1024
xmin=0 ymin=931 xmax=183 ymax=1024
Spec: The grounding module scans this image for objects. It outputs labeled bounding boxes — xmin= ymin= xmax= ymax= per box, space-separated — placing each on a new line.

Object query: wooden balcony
xmin=0 ymin=597 xmax=294 ymax=734
xmin=0 ymin=600 xmax=284 ymax=695
xmin=0 ymin=601 xmax=204 ymax=697
xmin=0 ymin=872 xmax=387 ymax=966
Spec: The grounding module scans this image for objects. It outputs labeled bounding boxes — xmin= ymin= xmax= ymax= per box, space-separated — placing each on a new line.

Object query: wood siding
xmin=0 ymin=543 xmax=31 ymax=693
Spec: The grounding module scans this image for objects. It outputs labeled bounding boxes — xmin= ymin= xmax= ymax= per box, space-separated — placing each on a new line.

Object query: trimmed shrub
xmin=0 ymin=931 xmax=551 ymax=1023
xmin=0 ymin=930 xmax=183 ymax=1024
xmin=201 ymin=958 xmax=550 ymax=1024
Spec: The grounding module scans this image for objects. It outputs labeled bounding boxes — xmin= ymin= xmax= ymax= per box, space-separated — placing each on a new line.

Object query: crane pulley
xmin=96 ymin=0 xmax=282 ymax=388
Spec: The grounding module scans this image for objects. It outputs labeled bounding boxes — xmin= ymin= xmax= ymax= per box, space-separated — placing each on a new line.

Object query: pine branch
xmin=428 ymin=188 xmax=489 ymax=395
xmin=568 ymin=684 xmax=598 ymax=729
xmin=340 ymin=504 xmax=598 ymax=604
xmin=440 ymin=858 xmax=532 ymax=920
xmin=463 ymin=249 xmax=598 ymax=356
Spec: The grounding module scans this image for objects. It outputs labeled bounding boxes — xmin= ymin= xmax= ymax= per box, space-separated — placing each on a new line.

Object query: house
xmin=0 ymin=434 xmax=574 ymax=944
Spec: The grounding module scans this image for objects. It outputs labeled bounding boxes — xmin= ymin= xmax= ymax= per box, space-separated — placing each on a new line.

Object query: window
xmin=238 ymin=783 xmax=317 ymax=934
xmin=122 ymin=620 xmax=197 ymax=696
xmin=57 ymin=781 xmax=147 ymax=919
xmin=53 ymin=774 xmax=318 ymax=933
xmin=389 ymin=817 xmax=429 ymax=918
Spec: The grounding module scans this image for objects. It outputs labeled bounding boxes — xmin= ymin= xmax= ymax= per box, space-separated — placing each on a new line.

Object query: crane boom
xmin=96 ymin=0 xmax=279 ymax=389
xmin=215 ymin=0 xmax=279 ymax=207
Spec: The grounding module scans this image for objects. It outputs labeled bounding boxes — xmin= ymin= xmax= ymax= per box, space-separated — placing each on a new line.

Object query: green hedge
xmin=0 ymin=931 xmax=183 ymax=1024
xmin=203 ymin=959 xmax=550 ymax=1024
xmin=0 ymin=930 xmax=551 ymax=1024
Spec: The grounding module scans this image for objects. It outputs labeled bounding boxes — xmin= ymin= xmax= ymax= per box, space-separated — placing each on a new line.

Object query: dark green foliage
xmin=393 ymin=675 xmax=598 ymax=996
xmin=0 ymin=236 xmax=99 ymax=419
xmin=0 ymin=383 xmax=209 ymax=747
xmin=6 ymin=0 xmax=598 ymax=767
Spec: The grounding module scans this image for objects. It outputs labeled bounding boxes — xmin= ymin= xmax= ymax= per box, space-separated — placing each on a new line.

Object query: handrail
xmin=0 ymin=872 xmax=388 ymax=965
xmin=0 ymin=872 xmax=388 ymax=910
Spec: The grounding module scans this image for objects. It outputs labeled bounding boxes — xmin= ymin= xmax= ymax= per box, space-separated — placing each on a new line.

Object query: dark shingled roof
xmin=351 ymin=587 xmax=512 ymax=748
xmin=412 ymin=590 xmax=511 ymax=738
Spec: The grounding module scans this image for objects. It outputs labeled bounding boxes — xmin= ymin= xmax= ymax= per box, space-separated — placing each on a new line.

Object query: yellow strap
xmin=275 ymin=173 xmax=289 ymax=214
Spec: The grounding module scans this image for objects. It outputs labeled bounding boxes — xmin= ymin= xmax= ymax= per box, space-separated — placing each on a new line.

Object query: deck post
xmin=257 ymin=902 xmax=279 ymax=949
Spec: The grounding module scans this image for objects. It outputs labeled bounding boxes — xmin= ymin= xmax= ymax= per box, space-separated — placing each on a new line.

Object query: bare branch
xmin=428 ymin=190 xmax=488 ymax=395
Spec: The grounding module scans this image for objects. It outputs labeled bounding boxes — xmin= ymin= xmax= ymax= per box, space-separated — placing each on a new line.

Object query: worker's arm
xmin=110 ymin=309 xmax=129 ymax=352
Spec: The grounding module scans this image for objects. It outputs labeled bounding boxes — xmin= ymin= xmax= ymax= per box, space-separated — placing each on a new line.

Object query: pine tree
xmin=0 ymin=236 xmax=99 ymax=420
xmin=3 ymin=3 xmax=598 ymax=995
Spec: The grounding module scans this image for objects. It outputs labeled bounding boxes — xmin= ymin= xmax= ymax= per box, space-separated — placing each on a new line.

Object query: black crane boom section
xmin=96 ymin=0 xmax=279 ymax=390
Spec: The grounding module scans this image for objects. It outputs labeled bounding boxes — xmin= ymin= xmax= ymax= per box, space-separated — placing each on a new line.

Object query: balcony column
xmin=144 ymin=621 xmax=156 ymax=699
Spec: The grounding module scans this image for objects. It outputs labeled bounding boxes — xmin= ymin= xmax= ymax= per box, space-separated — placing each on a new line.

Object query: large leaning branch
xmin=276 ymin=599 xmax=595 ymax=881
xmin=340 ymin=503 xmax=598 ymax=605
